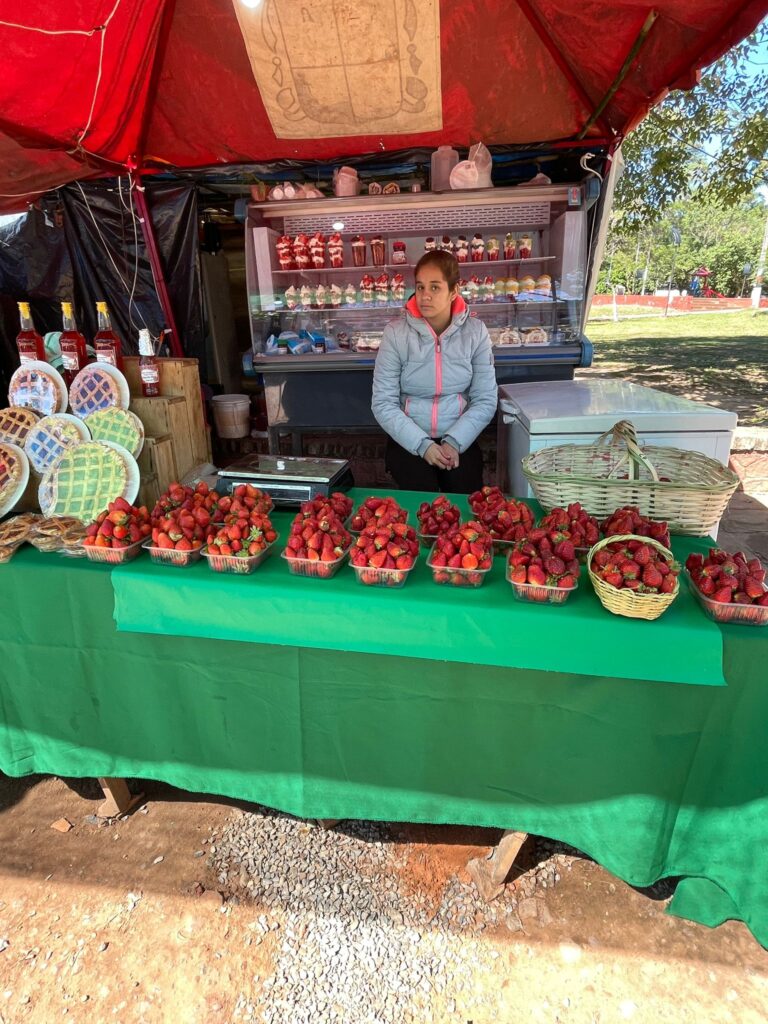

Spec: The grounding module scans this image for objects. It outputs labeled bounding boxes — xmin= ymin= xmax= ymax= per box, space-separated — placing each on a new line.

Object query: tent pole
xmin=515 ymin=0 xmax=613 ymax=139
xmin=129 ymin=166 xmax=184 ymax=357
xmin=578 ymin=11 xmax=659 ymax=139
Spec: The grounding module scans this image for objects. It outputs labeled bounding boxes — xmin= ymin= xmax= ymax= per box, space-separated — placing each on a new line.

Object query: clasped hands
xmin=424 ymin=441 xmax=459 ymax=470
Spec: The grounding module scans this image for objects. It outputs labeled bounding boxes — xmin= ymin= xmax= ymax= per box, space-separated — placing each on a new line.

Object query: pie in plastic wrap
xmin=8 ymin=361 xmax=68 ymax=416
xmin=23 ymin=413 xmax=90 ymax=475
xmin=39 ymin=441 xmax=137 ymax=524
xmin=69 ymin=364 xmax=130 ymax=418
xmin=0 ymin=406 xmax=41 ymax=446
xmin=0 ymin=441 xmax=31 ymax=519
xmin=84 ymin=407 xmax=144 ymax=458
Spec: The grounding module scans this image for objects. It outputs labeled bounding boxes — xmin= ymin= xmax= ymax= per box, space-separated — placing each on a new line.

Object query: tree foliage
xmin=596 ymin=201 xmax=765 ymax=296
xmin=615 ymin=23 xmax=768 ymax=229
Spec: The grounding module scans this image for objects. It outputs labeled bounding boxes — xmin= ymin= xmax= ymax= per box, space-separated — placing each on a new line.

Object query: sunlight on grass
xmin=580 ymin=311 xmax=768 ymax=427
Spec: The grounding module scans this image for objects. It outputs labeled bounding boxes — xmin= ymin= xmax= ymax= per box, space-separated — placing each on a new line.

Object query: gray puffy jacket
xmin=371 ymin=295 xmax=498 ymax=456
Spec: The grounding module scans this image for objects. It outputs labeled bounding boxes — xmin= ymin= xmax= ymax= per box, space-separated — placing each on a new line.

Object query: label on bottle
xmin=95 ymin=344 xmax=117 ymax=366
xmin=140 ymin=366 xmax=160 ymax=384
xmin=18 ymin=341 xmax=38 ymax=364
xmin=62 ymin=352 xmax=80 ymax=371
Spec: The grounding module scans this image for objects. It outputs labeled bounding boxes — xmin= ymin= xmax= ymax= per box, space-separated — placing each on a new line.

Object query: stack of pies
xmin=30 ymin=515 xmax=88 ymax=555
xmin=0 ymin=512 xmax=40 ymax=563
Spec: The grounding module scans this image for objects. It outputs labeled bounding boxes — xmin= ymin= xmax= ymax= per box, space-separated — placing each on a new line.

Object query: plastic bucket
xmin=212 ymin=394 xmax=250 ymax=439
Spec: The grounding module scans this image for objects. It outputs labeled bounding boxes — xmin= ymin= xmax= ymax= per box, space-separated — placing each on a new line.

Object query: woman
xmin=371 ymin=250 xmax=497 ymax=493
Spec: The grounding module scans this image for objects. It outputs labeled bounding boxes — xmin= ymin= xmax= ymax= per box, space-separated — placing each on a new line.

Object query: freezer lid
xmin=498 ymin=380 xmax=738 ymax=434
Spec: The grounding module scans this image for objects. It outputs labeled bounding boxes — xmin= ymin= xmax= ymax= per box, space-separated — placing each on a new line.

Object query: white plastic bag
xmin=449 ymin=142 xmax=493 ymax=190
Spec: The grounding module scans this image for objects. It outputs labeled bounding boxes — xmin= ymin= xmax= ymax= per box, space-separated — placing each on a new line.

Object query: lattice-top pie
xmin=84 ymin=407 xmax=144 ymax=457
xmin=40 ymin=441 xmax=129 ymax=523
xmin=24 ymin=414 xmax=89 ymax=475
xmin=8 ymin=362 xmax=67 ymax=416
xmin=69 ymin=364 xmax=130 ymax=418
xmin=0 ymin=406 xmax=41 ymax=446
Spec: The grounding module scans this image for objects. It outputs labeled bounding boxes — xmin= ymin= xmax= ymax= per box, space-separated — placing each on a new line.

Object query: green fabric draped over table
xmin=112 ymin=489 xmax=725 ymax=687
xmin=0 ymin=520 xmax=766 ymax=947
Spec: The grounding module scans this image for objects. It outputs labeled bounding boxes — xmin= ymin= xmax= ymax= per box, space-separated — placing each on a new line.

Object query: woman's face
xmin=414 ymin=266 xmax=458 ymax=327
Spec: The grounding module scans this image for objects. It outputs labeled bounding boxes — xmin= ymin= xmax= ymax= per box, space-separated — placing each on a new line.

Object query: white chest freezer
xmin=497 ymin=380 xmax=738 ymax=500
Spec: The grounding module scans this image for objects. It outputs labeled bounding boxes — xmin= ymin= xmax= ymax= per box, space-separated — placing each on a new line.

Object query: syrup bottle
xmin=16 ymin=301 xmax=46 ymax=364
xmin=60 ymin=302 xmax=88 ymax=387
xmin=93 ymin=301 xmax=124 ymax=370
xmin=138 ymin=328 xmax=161 ymax=397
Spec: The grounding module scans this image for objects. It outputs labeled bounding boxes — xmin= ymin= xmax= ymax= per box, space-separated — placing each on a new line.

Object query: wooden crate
xmin=137 ymin=473 xmax=160 ymax=510
xmin=131 ymin=397 xmax=194 ymax=479
xmin=123 ymin=357 xmax=211 ymax=465
xmin=137 ymin=434 xmax=178 ymax=494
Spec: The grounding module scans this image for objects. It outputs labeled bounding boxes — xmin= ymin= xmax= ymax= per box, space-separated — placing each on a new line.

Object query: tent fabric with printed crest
xmin=0 ymin=0 xmax=767 ymax=213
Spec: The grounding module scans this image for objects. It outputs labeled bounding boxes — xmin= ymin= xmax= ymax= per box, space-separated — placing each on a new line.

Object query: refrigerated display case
xmin=245 ymin=184 xmax=595 ymax=453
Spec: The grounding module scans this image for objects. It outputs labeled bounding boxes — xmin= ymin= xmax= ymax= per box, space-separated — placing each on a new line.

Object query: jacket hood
xmin=405 ymin=294 xmax=469 ymax=329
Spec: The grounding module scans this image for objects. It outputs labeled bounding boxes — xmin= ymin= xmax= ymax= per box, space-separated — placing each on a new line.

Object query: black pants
xmin=385 ymin=438 xmax=484 ymax=494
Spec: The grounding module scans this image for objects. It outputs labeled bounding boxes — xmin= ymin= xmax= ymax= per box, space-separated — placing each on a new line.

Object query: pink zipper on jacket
xmin=404 ymin=294 xmax=466 ymax=439
xmin=429 ymin=325 xmax=443 ymax=437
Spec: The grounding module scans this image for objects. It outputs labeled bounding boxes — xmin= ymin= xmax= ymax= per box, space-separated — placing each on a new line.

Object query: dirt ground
xmin=1 ymin=775 xmax=766 ymax=1024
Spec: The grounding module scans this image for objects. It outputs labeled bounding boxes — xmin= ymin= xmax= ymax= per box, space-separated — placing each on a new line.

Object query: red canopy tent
xmin=1 ymin=0 xmax=766 ymax=213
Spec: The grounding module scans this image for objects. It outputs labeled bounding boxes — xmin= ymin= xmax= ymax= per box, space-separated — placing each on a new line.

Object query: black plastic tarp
xmin=0 ymin=179 xmax=204 ymax=392
xmin=60 ymin=180 xmax=204 ymax=369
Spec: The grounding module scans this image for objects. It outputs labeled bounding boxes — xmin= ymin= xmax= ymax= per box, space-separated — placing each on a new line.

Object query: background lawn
xmin=579 ymin=310 xmax=768 ymax=427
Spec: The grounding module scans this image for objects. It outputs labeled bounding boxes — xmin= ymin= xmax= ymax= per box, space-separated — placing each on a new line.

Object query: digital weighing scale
xmin=217 ymin=454 xmax=352 ymax=506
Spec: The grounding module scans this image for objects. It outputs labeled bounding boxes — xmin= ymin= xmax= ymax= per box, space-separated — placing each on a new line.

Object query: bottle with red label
xmin=60 ymin=301 xmax=88 ymax=387
xmin=16 ymin=301 xmax=46 ymax=364
xmin=93 ymin=301 xmax=124 ymax=370
xmin=138 ymin=329 xmax=161 ymax=397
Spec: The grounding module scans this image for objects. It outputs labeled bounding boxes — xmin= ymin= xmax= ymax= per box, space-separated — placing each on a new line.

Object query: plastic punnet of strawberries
xmin=84 ymin=497 xmax=152 ymax=548
xmin=284 ymin=511 xmax=352 ymax=577
xmin=507 ymin=534 xmax=580 ymax=602
xmin=686 ymin=549 xmax=768 ymax=613
xmin=417 ymin=496 xmax=461 ymax=539
xmin=149 ymin=481 xmax=222 ymax=551
xmin=601 ymin=506 xmax=670 ymax=548
xmin=468 ymin=486 xmax=534 ymax=543
xmin=215 ymin=483 xmax=272 ymax=521
xmin=350 ymin=496 xmax=408 ymax=533
xmin=349 ymin=521 xmax=419 ymax=585
xmin=591 ymin=539 xmax=679 ymax=595
xmin=206 ymin=512 xmax=277 ymax=558
xmin=539 ymin=502 xmax=599 ymax=554
xmin=428 ymin=520 xmax=493 ymax=586
xmin=298 ymin=492 xmax=354 ymax=523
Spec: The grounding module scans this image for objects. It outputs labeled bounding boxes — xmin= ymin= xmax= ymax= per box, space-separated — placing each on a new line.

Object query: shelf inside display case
xmin=245 ymin=183 xmax=588 ymax=363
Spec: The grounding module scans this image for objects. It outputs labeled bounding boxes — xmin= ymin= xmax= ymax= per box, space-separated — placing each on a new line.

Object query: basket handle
xmin=596 ymin=420 xmax=660 ymax=483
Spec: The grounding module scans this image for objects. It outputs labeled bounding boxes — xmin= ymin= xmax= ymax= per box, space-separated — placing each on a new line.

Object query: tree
xmin=615 ymin=23 xmax=768 ymax=229
xmin=596 ymin=201 xmax=766 ymax=296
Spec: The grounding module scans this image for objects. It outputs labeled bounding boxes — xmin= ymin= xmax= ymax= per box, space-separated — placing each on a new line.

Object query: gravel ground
xmin=208 ymin=807 xmax=582 ymax=1023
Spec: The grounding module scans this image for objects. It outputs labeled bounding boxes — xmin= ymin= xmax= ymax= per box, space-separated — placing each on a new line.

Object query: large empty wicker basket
xmin=522 ymin=420 xmax=739 ymax=536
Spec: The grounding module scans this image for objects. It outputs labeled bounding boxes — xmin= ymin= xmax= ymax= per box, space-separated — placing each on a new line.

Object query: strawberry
xmin=712 ymin=586 xmax=732 ymax=603
xmin=527 ymin=565 xmax=546 ymax=586
xmin=510 ymin=565 xmax=527 ymax=584
xmin=743 ymin=577 xmax=765 ymax=599
xmin=641 ymin=566 xmax=663 ymax=589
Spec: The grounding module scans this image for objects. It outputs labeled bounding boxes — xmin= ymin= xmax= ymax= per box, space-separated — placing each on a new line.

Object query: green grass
xmin=579 ymin=310 xmax=768 ymax=427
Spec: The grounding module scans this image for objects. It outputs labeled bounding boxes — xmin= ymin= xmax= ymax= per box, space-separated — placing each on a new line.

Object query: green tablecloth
xmin=112 ymin=489 xmax=725 ymax=687
xmin=0 ymin=544 xmax=766 ymax=947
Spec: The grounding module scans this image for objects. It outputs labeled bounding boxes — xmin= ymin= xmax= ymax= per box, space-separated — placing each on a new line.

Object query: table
xmin=0 ymin=492 xmax=766 ymax=949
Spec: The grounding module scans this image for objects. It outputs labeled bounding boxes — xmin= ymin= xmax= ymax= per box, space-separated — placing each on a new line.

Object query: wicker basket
xmin=522 ymin=420 xmax=738 ymax=536
xmin=587 ymin=533 xmax=679 ymax=621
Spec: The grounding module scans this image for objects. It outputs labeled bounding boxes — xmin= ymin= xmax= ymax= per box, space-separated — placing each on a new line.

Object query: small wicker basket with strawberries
xmin=588 ymin=534 xmax=680 ymax=620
